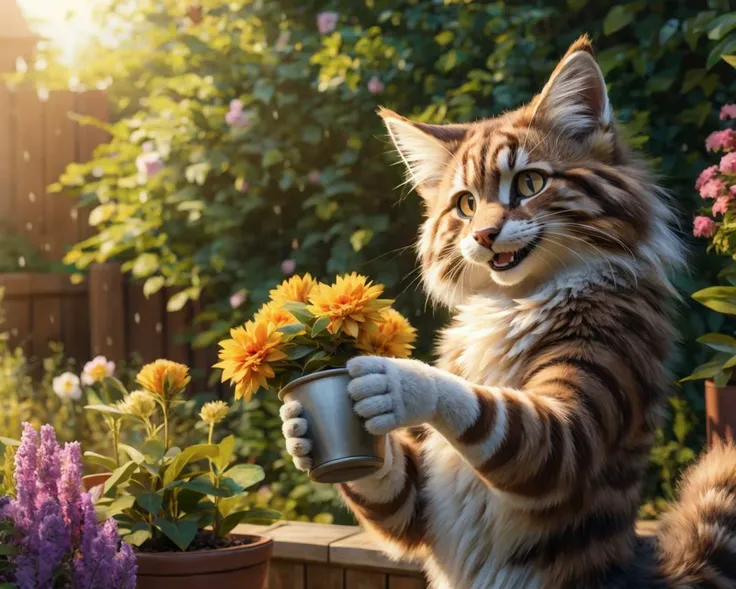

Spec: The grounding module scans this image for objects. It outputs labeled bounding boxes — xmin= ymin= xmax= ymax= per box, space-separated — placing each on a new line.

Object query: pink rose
xmin=731 ymin=185 xmax=736 ymax=197
xmin=700 ymin=179 xmax=725 ymax=199
xmin=280 ymin=259 xmax=296 ymax=275
xmin=230 ymin=291 xmax=246 ymax=309
xmin=367 ymin=76 xmax=385 ymax=95
xmin=308 ymin=171 xmax=321 ymax=184
xmin=317 ymin=11 xmax=338 ymax=34
xmin=229 ymin=99 xmax=243 ymax=113
xmin=720 ymin=152 xmax=736 ymax=175
xmin=225 ymin=110 xmax=249 ymax=128
xmin=706 ymin=129 xmax=736 ymax=152
xmin=712 ymin=196 xmax=732 ymax=216
xmin=720 ymin=104 xmax=736 ymax=120
xmin=136 ymin=151 xmax=164 ymax=179
xmin=693 ymin=216 xmax=716 ymax=238
xmin=695 ymin=165 xmax=718 ymax=191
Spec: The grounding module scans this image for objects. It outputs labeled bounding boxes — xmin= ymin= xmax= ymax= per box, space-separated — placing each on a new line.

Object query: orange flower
xmin=254 ymin=301 xmax=298 ymax=329
xmin=214 ymin=320 xmax=287 ymax=401
xmin=307 ymin=273 xmax=392 ymax=338
xmin=136 ymin=360 xmax=191 ymax=401
xmin=269 ymin=273 xmax=317 ymax=305
xmin=357 ymin=309 xmax=417 ymax=359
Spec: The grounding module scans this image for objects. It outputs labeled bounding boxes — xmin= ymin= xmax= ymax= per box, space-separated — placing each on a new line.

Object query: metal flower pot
xmin=279 ymin=368 xmax=385 ymax=484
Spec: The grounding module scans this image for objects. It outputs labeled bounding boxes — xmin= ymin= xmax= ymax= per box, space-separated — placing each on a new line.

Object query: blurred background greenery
xmin=2 ymin=0 xmax=736 ymax=522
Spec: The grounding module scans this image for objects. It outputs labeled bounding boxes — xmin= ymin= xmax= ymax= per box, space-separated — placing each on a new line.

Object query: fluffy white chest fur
xmin=415 ymin=295 xmax=558 ymax=589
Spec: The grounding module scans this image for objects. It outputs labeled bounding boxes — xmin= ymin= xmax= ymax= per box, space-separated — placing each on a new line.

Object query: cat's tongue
xmin=493 ymin=251 xmax=514 ymax=268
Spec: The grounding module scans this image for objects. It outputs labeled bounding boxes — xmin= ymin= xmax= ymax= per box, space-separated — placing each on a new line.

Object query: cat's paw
xmin=346 ymin=356 xmax=438 ymax=435
xmin=279 ymin=400 xmax=313 ymax=472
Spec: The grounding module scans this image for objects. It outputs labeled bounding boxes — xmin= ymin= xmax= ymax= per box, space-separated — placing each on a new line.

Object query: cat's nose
xmin=472 ymin=226 xmax=501 ymax=249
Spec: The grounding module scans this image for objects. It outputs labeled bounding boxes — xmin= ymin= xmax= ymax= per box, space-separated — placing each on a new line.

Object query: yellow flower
xmin=269 ymin=273 xmax=317 ymax=305
xmin=357 ymin=309 xmax=417 ymax=359
xmin=254 ymin=301 xmax=297 ymax=329
xmin=214 ymin=321 xmax=287 ymax=402
xmin=136 ymin=360 xmax=191 ymax=401
xmin=119 ymin=390 xmax=157 ymax=419
xmin=307 ymin=273 xmax=392 ymax=338
xmin=199 ymin=400 xmax=229 ymax=425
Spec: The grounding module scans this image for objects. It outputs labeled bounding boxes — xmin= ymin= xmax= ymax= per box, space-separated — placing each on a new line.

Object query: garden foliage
xmin=48 ymin=0 xmax=736 ymax=516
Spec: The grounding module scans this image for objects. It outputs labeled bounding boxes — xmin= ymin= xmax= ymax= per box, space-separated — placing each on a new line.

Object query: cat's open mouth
xmin=490 ymin=235 xmax=542 ymax=272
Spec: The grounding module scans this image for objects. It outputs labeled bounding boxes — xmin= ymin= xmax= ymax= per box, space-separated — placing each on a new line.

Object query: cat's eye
xmin=456 ymin=192 xmax=475 ymax=218
xmin=515 ymin=171 xmax=547 ymax=199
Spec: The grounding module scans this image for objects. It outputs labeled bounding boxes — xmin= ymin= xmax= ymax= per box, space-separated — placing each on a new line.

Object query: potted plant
xmin=684 ymin=103 xmax=736 ymax=445
xmin=215 ymin=272 xmax=417 ymax=483
xmin=0 ymin=423 xmax=137 ymax=588
xmin=84 ymin=360 xmax=277 ymax=589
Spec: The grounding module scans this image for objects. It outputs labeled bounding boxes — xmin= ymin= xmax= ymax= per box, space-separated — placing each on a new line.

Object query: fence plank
xmin=269 ymin=560 xmax=305 ymax=589
xmin=88 ymin=263 xmax=126 ymax=362
xmin=30 ymin=274 xmax=64 ymax=359
xmin=0 ymin=85 xmax=13 ymax=223
xmin=75 ymin=91 xmax=109 ymax=242
xmin=306 ymin=564 xmax=344 ymax=589
xmin=345 ymin=570 xmax=386 ymax=589
xmin=164 ymin=288 xmax=191 ymax=365
xmin=44 ymin=91 xmax=78 ymax=261
xmin=126 ymin=283 xmax=165 ymax=363
xmin=388 ymin=575 xmax=425 ymax=589
xmin=13 ymin=86 xmax=45 ymax=255
xmin=2 ymin=296 xmax=31 ymax=357
xmin=61 ymin=287 xmax=90 ymax=364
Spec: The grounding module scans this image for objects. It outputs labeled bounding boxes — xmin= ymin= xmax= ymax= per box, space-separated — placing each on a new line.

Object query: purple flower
xmin=136 ymin=151 xmax=164 ymax=179
xmin=229 ymin=99 xmax=243 ymax=113
xmin=225 ymin=109 xmax=249 ymax=128
xmin=59 ymin=442 xmax=83 ymax=538
xmin=37 ymin=425 xmax=60 ymax=504
xmin=367 ymin=76 xmax=385 ymax=95
xmin=317 ymin=11 xmax=338 ymax=34
xmin=14 ymin=424 xmax=38 ymax=529
xmin=36 ymin=500 xmax=70 ymax=587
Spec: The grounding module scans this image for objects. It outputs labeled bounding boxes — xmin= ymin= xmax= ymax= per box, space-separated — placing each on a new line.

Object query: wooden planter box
xmin=232 ymin=520 xmax=659 ymax=589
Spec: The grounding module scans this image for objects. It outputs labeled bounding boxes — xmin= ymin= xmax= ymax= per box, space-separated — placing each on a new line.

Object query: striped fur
xmin=281 ymin=36 xmax=736 ymax=588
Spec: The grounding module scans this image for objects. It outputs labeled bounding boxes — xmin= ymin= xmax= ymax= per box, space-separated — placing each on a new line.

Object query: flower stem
xmin=162 ymin=403 xmax=170 ymax=452
xmin=112 ymin=420 xmax=120 ymax=468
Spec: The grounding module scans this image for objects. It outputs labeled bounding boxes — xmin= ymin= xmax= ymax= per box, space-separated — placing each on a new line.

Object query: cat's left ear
xmin=532 ymin=35 xmax=612 ymax=138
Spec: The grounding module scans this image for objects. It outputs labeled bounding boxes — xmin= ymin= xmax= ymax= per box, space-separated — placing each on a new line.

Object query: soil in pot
xmin=134 ymin=531 xmax=273 ymax=589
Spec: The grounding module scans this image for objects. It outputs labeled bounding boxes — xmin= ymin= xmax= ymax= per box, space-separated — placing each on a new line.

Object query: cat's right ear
xmin=379 ymin=108 xmax=467 ymax=197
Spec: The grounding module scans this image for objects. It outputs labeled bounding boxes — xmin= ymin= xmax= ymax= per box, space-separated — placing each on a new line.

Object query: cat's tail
xmin=656 ymin=442 xmax=736 ymax=588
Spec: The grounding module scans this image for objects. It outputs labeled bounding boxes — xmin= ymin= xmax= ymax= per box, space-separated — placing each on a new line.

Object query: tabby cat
xmin=280 ymin=36 xmax=736 ymax=589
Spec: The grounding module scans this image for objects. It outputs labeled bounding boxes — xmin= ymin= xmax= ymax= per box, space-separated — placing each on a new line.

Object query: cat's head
xmin=381 ymin=36 xmax=679 ymax=306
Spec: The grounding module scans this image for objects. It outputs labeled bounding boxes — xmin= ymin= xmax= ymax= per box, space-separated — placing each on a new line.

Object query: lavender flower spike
xmin=14 ymin=423 xmax=38 ymax=530
xmin=59 ymin=442 xmax=83 ymax=537
xmin=37 ymin=424 xmax=61 ymax=504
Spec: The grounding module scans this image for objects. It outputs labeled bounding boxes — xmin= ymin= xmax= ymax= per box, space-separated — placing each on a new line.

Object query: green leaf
xmin=434 ymin=31 xmax=454 ymax=46
xmin=141 ymin=439 xmax=166 ymax=464
xmin=681 ymin=360 xmax=725 ymax=382
xmin=166 ymin=477 xmax=233 ymax=497
xmin=143 ymin=276 xmax=165 ymax=298
xmin=723 ymin=54 xmax=736 ymax=68
xmin=0 ymin=545 xmax=16 ymax=556
xmin=281 ymin=302 xmax=313 ymax=323
xmin=696 ymin=334 xmax=736 ymax=354
xmin=132 ymin=253 xmax=159 ymax=278
xmin=262 ymin=149 xmax=283 ymax=167
xmin=659 ymin=19 xmax=679 ymax=46
xmin=96 ymin=495 xmax=136 ymax=520
xmin=167 ymin=290 xmax=190 ymax=312
xmin=707 ymin=13 xmax=736 ymax=40
xmin=277 ymin=323 xmax=305 ymax=335
xmin=311 ymin=316 xmax=330 ymax=337
xmin=287 ymin=345 xmax=315 ymax=360
xmin=84 ymin=404 xmax=124 ymax=418
xmin=162 ymin=444 xmax=219 ymax=485
xmin=681 ymin=69 xmax=705 ymax=93
xmin=0 ymin=437 xmax=19 ymax=448
xmin=566 ymin=0 xmax=588 ymax=11
xmin=223 ymin=464 xmax=265 ymax=491
xmin=218 ymin=508 xmax=280 ymax=536
xmin=603 ymin=5 xmax=635 ymax=36
xmin=154 ymin=518 xmax=197 ymax=551
xmin=84 ymin=451 xmax=118 ymax=471
xmin=707 ymin=36 xmax=736 ymax=69
xmin=136 ymin=492 xmax=163 ymax=515
xmin=123 ymin=522 xmax=152 ymax=547
xmin=118 ymin=444 xmax=146 ymax=464
xmin=715 ymin=368 xmax=734 ymax=386
xmin=103 ymin=461 xmax=138 ymax=496
xmin=214 ymin=435 xmax=235 ymax=472
xmin=723 ymin=356 xmax=736 ymax=369
xmin=692 ymin=286 xmax=736 ymax=314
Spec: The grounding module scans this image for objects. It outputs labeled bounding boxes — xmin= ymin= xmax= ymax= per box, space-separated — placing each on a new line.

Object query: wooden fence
xmin=0 ymin=264 xmax=219 ymax=387
xmin=0 ymin=86 xmax=108 ymax=261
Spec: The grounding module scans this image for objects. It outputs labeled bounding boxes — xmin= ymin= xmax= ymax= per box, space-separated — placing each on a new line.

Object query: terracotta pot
xmin=705 ymin=379 xmax=736 ymax=445
xmin=135 ymin=535 xmax=272 ymax=589
xmin=279 ymin=368 xmax=385 ymax=484
xmin=82 ymin=473 xmax=111 ymax=492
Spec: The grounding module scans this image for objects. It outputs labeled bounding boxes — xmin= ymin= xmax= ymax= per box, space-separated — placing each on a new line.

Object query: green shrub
xmin=51 ymin=0 xmax=736 ymax=517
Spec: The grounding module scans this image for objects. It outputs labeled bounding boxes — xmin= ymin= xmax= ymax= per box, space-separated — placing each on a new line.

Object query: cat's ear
xmin=532 ymin=35 xmax=612 ymax=138
xmin=379 ymin=107 xmax=468 ymax=195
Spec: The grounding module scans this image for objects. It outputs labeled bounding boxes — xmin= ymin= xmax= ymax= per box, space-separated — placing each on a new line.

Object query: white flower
xmin=81 ymin=355 xmax=116 ymax=386
xmin=53 ymin=372 xmax=82 ymax=401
